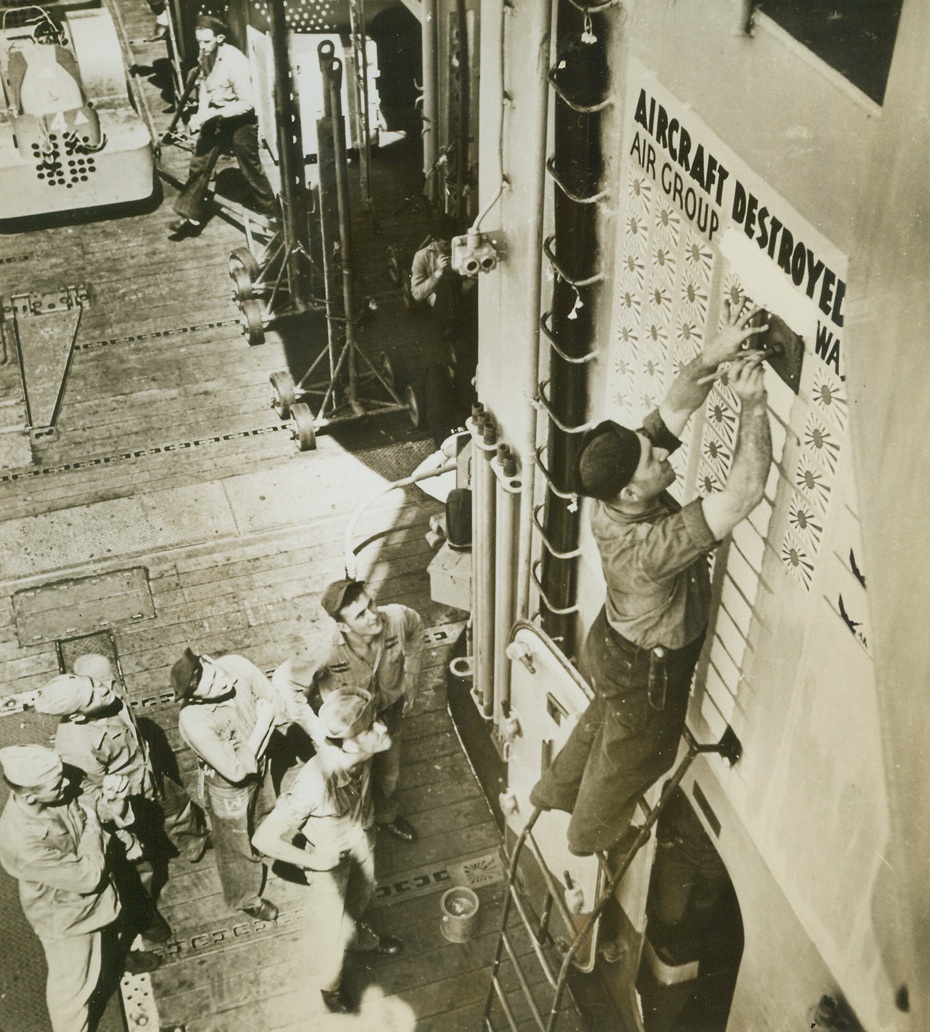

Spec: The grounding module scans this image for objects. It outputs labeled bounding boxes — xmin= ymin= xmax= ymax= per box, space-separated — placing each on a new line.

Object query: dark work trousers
xmin=428 ymin=272 xmax=464 ymax=332
xmin=203 ymin=764 xmax=276 ymax=911
xmin=158 ymin=773 xmax=210 ymax=862
xmin=530 ymin=607 xmax=705 ymax=856
xmin=174 ymin=112 xmax=276 ymax=223
xmin=372 ymin=698 xmax=405 ymax=825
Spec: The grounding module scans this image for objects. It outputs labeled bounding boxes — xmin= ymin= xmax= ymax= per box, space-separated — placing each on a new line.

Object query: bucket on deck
xmin=440 ymin=885 xmax=480 ymax=943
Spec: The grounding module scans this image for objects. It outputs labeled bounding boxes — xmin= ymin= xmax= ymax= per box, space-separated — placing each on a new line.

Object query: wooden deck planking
xmin=0 ymin=11 xmax=532 ymax=1032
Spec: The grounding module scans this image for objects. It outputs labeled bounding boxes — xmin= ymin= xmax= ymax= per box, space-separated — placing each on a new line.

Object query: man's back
xmin=0 ymin=794 xmax=119 ymax=938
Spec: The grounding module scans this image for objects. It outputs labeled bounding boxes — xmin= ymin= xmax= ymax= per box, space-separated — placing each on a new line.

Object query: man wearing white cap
xmin=35 ymin=655 xmax=209 ymax=947
xmin=252 ymin=687 xmax=403 ymax=1014
xmin=173 ymin=647 xmax=286 ymax=922
xmin=0 ymin=744 xmax=156 ymax=1032
xmin=273 ymin=578 xmax=425 ymax=845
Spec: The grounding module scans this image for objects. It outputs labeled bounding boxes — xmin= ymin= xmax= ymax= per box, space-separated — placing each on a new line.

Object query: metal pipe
xmin=493 ymin=446 xmax=521 ymax=725
xmin=470 ymin=414 xmax=498 ymax=718
xmin=268 ymin=0 xmax=312 ymax=309
xmin=454 ymin=0 xmax=469 ymax=220
xmin=421 ymin=0 xmax=438 ymax=204
xmin=327 ymin=57 xmax=361 ymax=410
xmin=348 ymin=0 xmax=373 ymax=212
xmin=516 ymin=0 xmax=553 ymax=622
xmin=315 ymin=45 xmax=342 ymax=391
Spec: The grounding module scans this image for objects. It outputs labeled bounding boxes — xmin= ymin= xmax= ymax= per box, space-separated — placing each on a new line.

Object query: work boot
xmin=320 ymin=986 xmax=352 ymax=1013
xmin=168 ymin=218 xmax=203 ymax=240
xmin=124 ymin=950 xmax=162 ymax=975
xmin=139 ymin=909 xmax=172 ymax=945
xmin=377 ymin=815 xmax=417 ymax=843
xmin=240 ymin=898 xmax=278 ymax=922
xmin=355 ymin=921 xmax=404 ymax=956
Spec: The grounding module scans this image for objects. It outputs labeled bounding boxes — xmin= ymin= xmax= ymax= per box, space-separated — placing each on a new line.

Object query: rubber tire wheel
xmin=229 ymin=247 xmax=260 ymax=281
xmin=291 ymin=402 xmax=317 ymax=451
xmin=240 ymin=299 xmax=264 ymax=346
xmin=379 ymin=349 xmax=409 ymax=393
xmin=269 ymin=370 xmax=296 ymax=419
xmin=231 ymin=266 xmax=253 ymax=301
xmin=405 ymin=381 xmax=429 ymax=429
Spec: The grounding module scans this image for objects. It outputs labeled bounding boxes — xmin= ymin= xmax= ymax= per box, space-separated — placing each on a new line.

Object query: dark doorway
xmin=369 ymin=5 xmax=423 ymax=136
xmin=637 ymin=786 xmax=744 ymax=1032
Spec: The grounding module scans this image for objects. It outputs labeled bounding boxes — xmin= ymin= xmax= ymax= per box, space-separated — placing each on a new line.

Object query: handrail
xmin=546 ymin=66 xmax=614 ymax=114
xmin=531 ymin=560 xmax=580 ymax=616
xmin=539 ymin=310 xmax=597 ymax=365
xmin=545 ymin=156 xmax=610 ymax=203
xmin=543 ymin=235 xmax=604 ymax=287
xmin=533 ymin=504 xmax=583 ymax=559
xmin=481 ymin=721 xmax=742 ymax=1030
xmin=534 ymin=446 xmax=577 ymax=502
xmin=536 ymin=380 xmax=595 ymax=434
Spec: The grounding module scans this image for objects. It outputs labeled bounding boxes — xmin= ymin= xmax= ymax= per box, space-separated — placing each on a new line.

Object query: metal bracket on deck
xmin=1 ymin=283 xmax=88 ymax=436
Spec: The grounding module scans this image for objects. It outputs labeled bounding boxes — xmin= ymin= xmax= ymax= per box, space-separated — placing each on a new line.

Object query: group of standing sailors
xmin=0 ymin=578 xmax=424 ymax=1028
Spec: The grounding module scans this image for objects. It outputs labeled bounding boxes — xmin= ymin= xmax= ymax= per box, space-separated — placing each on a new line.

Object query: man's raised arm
xmin=659 ymin=300 xmax=767 ymax=438
xmin=701 ymin=355 xmax=773 ymax=541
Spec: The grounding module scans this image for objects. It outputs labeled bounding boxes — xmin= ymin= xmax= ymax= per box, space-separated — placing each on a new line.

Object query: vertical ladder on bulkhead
xmin=481 ymin=726 xmax=741 ymax=1031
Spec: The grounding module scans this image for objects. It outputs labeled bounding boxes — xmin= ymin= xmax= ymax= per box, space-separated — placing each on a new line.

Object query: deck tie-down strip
xmin=75 ymin=318 xmax=242 ymax=351
xmin=0 ymin=425 xmax=288 ymax=482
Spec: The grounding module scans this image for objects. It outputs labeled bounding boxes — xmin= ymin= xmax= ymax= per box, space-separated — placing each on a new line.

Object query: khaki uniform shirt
xmin=0 ymin=795 xmax=120 ymax=940
xmin=410 ymin=239 xmax=448 ymax=303
xmin=274 ymin=605 xmax=425 ymax=740
xmin=55 ymin=699 xmax=154 ymax=802
xmin=273 ymin=755 xmax=372 ymax=865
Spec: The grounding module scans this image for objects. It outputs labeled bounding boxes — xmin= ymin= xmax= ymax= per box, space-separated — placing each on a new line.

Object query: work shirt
xmin=0 ymin=794 xmax=120 ymax=940
xmin=197 ymin=42 xmax=255 ymax=122
xmin=594 ymin=409 xmax=718 ymax=650
xmin=55 ymin=699 xmax=154 ymax=802
xmin=178 ymin=655 xmax=286 ymax=786
xmin=274 ymin=605 xmax=425 ymax=739
xmin=273 ymin=756 xmax=373 ymax=863
xmin=410 ymin=239 xmax=449 ymax=303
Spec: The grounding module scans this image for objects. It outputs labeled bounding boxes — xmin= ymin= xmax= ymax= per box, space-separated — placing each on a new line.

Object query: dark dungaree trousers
xmin=530 ymin=606 xmax=705 ymax=856
xmin=174 ymin=112 xmax=276 ymax=222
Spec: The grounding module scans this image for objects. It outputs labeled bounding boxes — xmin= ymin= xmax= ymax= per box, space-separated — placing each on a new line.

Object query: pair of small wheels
xmin=265 ymin=351 xmax=429 ymax=454
xmin=379 ymin=350 xmax=430 ymax=429
xmin=229 ymin=248 xmax=265 ymax=346
xmin=267 ymin=369 xmax=315 ymax=451
xmin=386 ymin=247 xmax=416 ymax=311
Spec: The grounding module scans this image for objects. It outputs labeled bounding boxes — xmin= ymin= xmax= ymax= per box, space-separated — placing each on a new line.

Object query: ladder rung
xmin=506 ymin=882 xmax=559 ymax=987
xmin=484 ymin=725 xmax=741 ymax=1030
xmin=490 ymin=973 xmax=522 ymax=1031
xmin=502 ymin=931 xmax=547 ymax=1027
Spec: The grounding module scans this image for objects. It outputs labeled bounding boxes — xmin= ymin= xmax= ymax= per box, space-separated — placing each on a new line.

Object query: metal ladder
xmin=481 ymin=725 xmax=741 ymax=1031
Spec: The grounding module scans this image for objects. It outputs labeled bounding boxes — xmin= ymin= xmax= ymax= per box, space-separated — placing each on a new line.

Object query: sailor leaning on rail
xmin=530 ymin=299 xmax=773 ymax=857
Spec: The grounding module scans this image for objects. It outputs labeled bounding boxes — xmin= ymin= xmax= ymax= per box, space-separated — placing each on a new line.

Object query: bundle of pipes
xmin=468 ymin=404 xmax=523 ymax=746
xmin=491 ymin=442 xmax=522 ymax=734
xmin=469 ymin=405 xmax=498 ymax=720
